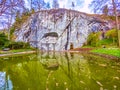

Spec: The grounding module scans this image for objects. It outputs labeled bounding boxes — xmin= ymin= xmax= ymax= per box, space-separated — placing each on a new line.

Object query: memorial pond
xmin=0 ymin=52 xmax=120 ymax=90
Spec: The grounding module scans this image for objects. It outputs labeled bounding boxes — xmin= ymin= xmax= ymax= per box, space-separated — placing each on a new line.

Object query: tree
xmin=52 ymin=0 xmax=59 ymax=9
xmin=0 ymin=0 xmax=25 ymax=16
xmin=16 ymin=10 xmax=21 ymax=19
xmin=89 ymin=0 xmax=120 ymax=47
xmin=0 ymin=0 xmax=25 ymax=40
xmin=31 ymin=0 xmax=46 ymax=11
xmin=112 ymin=0 xmax=120 ymax=47
xmin=89 ymin=0 xmax=120 ymax=14
xmin=71 ymin=2 xmax=75 ymax=9
xmin=46 ymin=2 xmax=51 ymax=9
xmin=22 ymin=8 xmax=30 ymax=15
xmin=102 ymin=5 xmax=109 ymax=15
xmin=31 ymin=0 xmax=33 ymax=9
xmin=0 ymin=32 xmax=9 ymax=47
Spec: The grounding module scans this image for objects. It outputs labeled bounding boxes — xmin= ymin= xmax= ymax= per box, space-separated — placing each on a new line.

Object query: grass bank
xmin=91 ymin=48 xmax=120 ymax=58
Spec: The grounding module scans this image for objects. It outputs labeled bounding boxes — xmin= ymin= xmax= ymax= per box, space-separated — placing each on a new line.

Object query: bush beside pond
xmin=85 ymin=29 xmax=118 ymax=47
xmin=4 ymin=41 xmax=30 ymax=50
xmin=0 ymin=32 xmax=9 ymax=48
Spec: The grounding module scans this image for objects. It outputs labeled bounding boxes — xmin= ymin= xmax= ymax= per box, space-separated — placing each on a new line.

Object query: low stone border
xmin=0 ymin=51 xmax=36 ymax=57
xmin=1 ymin=49 xmax=119 ymax=60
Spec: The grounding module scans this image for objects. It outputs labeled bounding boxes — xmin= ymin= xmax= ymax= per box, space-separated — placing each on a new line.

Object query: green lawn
xmin=91 ymin=48 xmax=120 ymax=58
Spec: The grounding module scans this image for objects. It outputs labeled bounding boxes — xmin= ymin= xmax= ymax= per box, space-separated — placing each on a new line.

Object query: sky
xmin=25 ymin=0 xmax=93 ymax=14
xmin=0 ymin=0 xmax=93 ymax=30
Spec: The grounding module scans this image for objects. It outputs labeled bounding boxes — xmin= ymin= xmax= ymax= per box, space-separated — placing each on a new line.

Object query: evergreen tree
xmin=52 ymin=0 xmax=59 ymax=9
xmin=46 ymin=2 xmax=51 ymax=9
xmin=71 ymin=2 xmax=75 ymax=9
xmin=31 ymin=0 xmax=46 ymax=11
xmin=102 ymin=5 xmax=109 ymax=15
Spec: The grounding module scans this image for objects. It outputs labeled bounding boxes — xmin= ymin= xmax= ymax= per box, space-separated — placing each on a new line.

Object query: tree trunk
xmin=118 ymin=30 xmax=120 ymax=47
xmin=112 ymin=0 xmax=120 ymax=47
xmin=31 ymin=0 xmax=32 ymax=9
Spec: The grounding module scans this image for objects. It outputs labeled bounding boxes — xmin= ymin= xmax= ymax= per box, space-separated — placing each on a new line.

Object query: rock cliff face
xmin=15 ymin=9 xmax=111 ymax=51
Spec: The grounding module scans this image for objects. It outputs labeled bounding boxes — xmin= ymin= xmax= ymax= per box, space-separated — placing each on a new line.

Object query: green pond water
xmin=0 ymin=52 xmax=120 ymax=90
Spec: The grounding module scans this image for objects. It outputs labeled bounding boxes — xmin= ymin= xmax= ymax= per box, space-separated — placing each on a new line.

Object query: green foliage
xmin=102 ymin=5 xmax=108 ymax=15
xmin=31 ymin=8 xmax=35 ymax=14
xmin=91 ymin=48 xmax=120 ymax=58
xmin=86 ymin=29 xmax=118 ymax=47
xmin=108 ymin=16 xmax=116 ymax=20
xmin=10 ymin=27 xmax=16 ymax=36
xmin=97 ymin=39 xmax=113 ymax=45
xmin=87 ymin=32 xmax=101 ymax=47
xmin=105 ymin=29 xmax=117 ymax=44
xmin=5 ymin=41 xmax=30 ymax=49
xmin=10 ymin=10 xmax=32 ymax=39
xmin=105 ymin=29 xmax=117 ymax=39
xmin=100 ymin=15 xmax=116 ymax=21
xmin=0 ymin=32 xmax=9 ymax=48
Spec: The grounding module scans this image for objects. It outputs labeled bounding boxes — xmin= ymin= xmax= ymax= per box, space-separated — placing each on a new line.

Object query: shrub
xmin=105 ymin=29 xmax=117 ymax=39
xmin=10 ymin=27 xmax=16 ymax=36
xmin=0 ymin=32 xmax=9 ymax=48
xmin=87 ymin=32 xmax=101 ymax=47
xmin=97 ymin=38 xmax=113 ymax=45
xmin=5 ymin=41 xmax=30 ymax=49
xmin=86 ymin=29 xmax=118 ymax=47
xmin=105 ymin=29 xmax=117 ymax=44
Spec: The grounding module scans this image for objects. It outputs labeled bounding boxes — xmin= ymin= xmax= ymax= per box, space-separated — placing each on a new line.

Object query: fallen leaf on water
xmin=53 ymin=78 xmax=55 ymax=80
xmin=80 ymin=81 xmax=85 ymax=84
xmin=117 ymin=70 xmax=120 ymax=73
xmin=46 ymin=88 xmax=49 ymax=90
xmin=100 ymin=87 xmax=103 ymax=90
xmin=64 ymin=82 xmax=67 ymax=85
xmin=113 ymin=77 xmax=119 ymax=80
xmin=56 ymin=83 xmax=59 ymax=86
xmin=66 ymin=87 xmax=68 ymax=90
xmin=113 ymin=85 xmax=117 ymax=88
xmin=96 ymin=81 xmax=103 ymax=86
xmin=99 ymin=64 xmax=107 ymax=67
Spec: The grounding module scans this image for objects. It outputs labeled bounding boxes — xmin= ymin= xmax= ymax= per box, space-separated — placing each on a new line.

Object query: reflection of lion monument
xmin=40 ymin=51 xmax=59 ymax=71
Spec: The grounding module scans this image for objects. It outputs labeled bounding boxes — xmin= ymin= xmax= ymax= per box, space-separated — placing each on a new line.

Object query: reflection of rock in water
xmin=41 ymin=51 xmax=56 ymax=59
xmin=70 ymin=52 xmax=74 ymax=59
xmin=41 ymin=51 xmax=59 ymax=70
xmin=64 ymin=52 xmax=74 ymax=60
xmin=0 ymin=72 xmax=13 ymax=90
xmin=42 ymin=63 xmax=59 ymax=70
xmin=0 ymin=72 xmax=6 ymax=89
